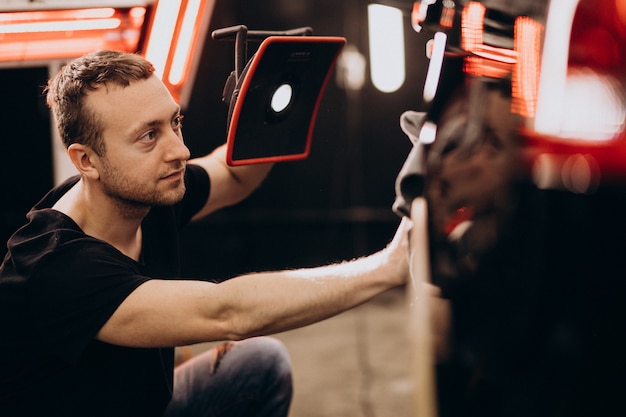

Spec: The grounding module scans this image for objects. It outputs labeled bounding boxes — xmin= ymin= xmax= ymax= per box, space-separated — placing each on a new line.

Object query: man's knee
xmin=234 ymin=337 xmax=293 ymax=415
xmin=240 ymin=337 xmax=293 ymax=386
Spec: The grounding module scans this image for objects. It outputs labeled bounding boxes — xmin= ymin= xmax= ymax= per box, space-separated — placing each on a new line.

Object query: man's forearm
xmin=210 ymin=219 xmax=411 ymax=340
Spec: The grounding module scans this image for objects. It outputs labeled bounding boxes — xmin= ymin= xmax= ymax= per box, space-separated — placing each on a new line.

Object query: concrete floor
xmin=189 ymin=286 xmax=413 ymax=417
xmin=274 ymin=287 xmax=412 ymax=417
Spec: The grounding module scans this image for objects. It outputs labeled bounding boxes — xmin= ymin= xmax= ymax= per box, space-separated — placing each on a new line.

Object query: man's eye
xmin=173 ymin=114 xmax=185 ymax=130
xmin=140 ymin=130 xmax=157 ymax=142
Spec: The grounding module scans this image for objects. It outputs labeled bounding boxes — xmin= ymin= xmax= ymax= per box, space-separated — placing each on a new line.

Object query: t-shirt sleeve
xmin=28 ymin=240 xmax=150 ymax=364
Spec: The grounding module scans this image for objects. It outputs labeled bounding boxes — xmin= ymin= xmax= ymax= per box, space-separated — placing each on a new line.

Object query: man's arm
xmin=96 ymin=218 xmax=412 ymax=348
xmin=188 ymin=144 xmax=273 ymax=220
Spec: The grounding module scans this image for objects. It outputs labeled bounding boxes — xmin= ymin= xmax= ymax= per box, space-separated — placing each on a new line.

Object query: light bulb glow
xmin=270 ymin=84 xmax=293 ymax=113
xmin=368 ymin=4 xmax=405 ymax=93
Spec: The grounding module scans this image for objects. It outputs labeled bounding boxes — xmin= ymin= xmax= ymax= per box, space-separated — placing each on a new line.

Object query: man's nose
xmin=165 ymin=131 xmax=191 ymax=161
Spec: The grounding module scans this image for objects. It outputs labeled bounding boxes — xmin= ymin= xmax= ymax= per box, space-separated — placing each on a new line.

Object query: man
xmin=0 ymin=50 xmax=411 ymax=416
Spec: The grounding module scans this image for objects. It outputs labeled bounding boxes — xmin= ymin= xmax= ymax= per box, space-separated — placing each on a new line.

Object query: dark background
xmin=0 ymin=0 xmax=427 ymax=280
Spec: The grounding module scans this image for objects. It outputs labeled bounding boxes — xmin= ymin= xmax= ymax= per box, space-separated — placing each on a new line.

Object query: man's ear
xmin=67 ymin=143 xmax=100 ymax=180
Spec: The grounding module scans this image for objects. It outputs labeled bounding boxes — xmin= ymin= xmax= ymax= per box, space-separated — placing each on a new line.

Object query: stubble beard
xmin=100 ymin=162 xmax=186 ymax=219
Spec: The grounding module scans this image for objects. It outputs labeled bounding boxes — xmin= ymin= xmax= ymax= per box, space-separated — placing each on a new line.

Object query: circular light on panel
xmin=270 ymin=83 xmax=293 ymax=113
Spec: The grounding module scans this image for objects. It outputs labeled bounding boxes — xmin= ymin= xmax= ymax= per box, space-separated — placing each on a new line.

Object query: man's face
xmin=84 ymin=75 xmax=191 ymax=209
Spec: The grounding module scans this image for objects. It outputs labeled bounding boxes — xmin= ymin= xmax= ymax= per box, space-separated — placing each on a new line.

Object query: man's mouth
xmin=162 ymin=168 xmax=185 ymax=181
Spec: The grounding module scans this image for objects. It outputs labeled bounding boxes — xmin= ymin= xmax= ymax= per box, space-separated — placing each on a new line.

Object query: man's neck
xmin=52 ymin=179 xmax=148 ymax=261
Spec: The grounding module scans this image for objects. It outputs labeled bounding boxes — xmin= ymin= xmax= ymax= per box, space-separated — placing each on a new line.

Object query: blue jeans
xmin=163 ymin=337 xmax=293 ymax=417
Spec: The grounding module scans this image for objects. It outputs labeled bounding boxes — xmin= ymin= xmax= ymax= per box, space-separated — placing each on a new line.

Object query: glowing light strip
xmin=368 ymin=4 xmax=406 ymax=93
xmin=423 ymin=31 xmax=447 ymax=102
xmin=144 ymin=0 xmax=182 ymax=79
xmin=3 ymin=37 xmax=115 ymax=63
xmin=129 ymin=7 xmax=146 ymax=19
xmin=472 ymin=45 xmax=517 ymax=64
xmin=412 ymin=0 xmax=435 ymax=32
xmin=0 ymin=8 xmax=119 ymax=34
xmin=461 ymin=1 xmax=485 ymax=75
xmin=169 ymin=0 xmax=202 ymax=85
xmin=460 ymin=2 xmax=518 ymax=79
xmin=0 ymin=7 xmax=146 ymax=63
xmin=459 ymin=0 xmax=543 ymax=117
xmin=0 ymin=18 xmax=121 ymax=33
xmin=534 ymin=0 xmax=580 ymax=135
xmin=439 ymin=2 xmax=455 ymax=28
xmin=0 ymin=8 xmax=115 ymax=23
xmin=511 ymin=16 xmax=543 ymax=117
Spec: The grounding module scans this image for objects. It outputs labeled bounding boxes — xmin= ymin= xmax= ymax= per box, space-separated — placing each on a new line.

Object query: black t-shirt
xmin=0 ymin=164 xmax=210 ymax=417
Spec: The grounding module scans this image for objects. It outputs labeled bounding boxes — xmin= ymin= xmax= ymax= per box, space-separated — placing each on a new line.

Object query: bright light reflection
xmin=368 ymin=4 xmax=405 ymax=93
xmin=423 ymin=32 xmax=447 ymax=102
xmin=559 ymin=70 xmax=626 ymax=141
xmin=534 ymin=0 xmax=579 ymax=135
xmin=0 ymin=8 xmax=115 ymax=23
xmin=130 ymin=7 xmax=146 ymax=18
xmin=419 ymin=121 xmax=437 ymax=144
xmin=271 ymin=84 xmax=293 ymax=113
xmin=144 ymin=0 xmax=183 ymax=79
xmin=0 ymin=18 xmax=120 ymax=33
xmin=336 ymin=44 xmax=366 ymax=91
xmin=169 ymin=0 xmax=202 ymax=85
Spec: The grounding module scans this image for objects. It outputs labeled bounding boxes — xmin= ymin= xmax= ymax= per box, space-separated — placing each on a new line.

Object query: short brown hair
xmin=45 ymin=50 xmax=155 ymax=155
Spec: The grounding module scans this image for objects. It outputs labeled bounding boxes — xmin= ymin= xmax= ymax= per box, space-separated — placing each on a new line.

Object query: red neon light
xmin=412 ymin=0 xmax=454 ymax=32
xmin=461 ymin=2 xmax=543 ymax=117
xmin=461 ymin=2 xmax=486 ymax=75
xmin=0 ymin=8 xmax=116 ymax=25
xmin=0 ymin=8 xmax=146 ymax=63
xmin=512 ymin=16 xmax=543 ymax=118
xmin=461 ymin=2 xmax=516 ymax=79
xmin=142 ymin=0 xmax=214 ymax=106
xmin=439 ymin=4 xmax=455 ymax=29
xmin=522 ymin=0 xmax=626 ymax=186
